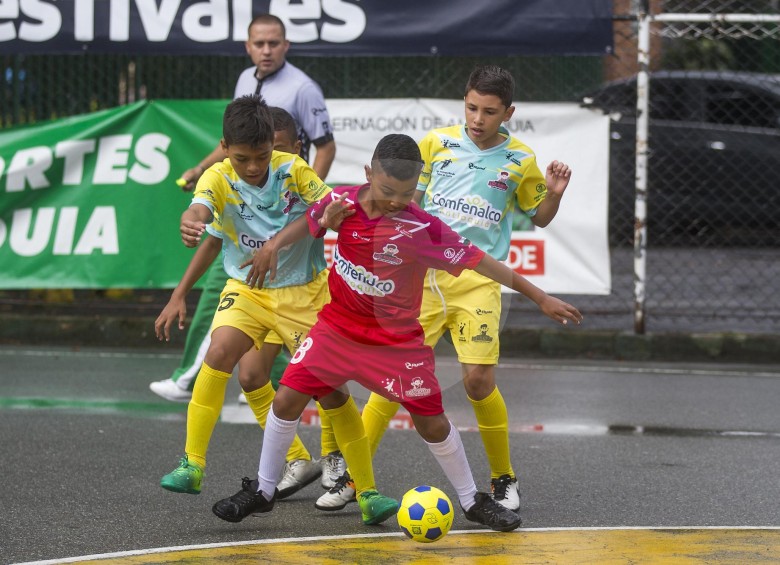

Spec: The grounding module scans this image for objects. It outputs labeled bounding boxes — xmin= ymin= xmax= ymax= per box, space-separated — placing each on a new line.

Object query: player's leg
xmin=150 ymin=261 xmax=226 ymax=401
xmin=316 ymin=401 xmax=344 ymax=489
xmin=211 ymin=384 xmax=313 ymax=522
xmin=446 ymin=270 xmax=520 ymax=511
xmin=410 ymin=411 xmax=521 ymax=532
xmin=160 ymin=281 xmax=270 ymax=494
xmin=355 ymin=268 xmax=449 ymax=474
xmin=273 ymin=270 xmax=341 ymax=493
xmin=160 ymin=325 xmax=253 ymax=494
xmin=318 ymin=392 xmax=399 ymax=525
xmin=237 ymin=344 xmax=320 ymax=499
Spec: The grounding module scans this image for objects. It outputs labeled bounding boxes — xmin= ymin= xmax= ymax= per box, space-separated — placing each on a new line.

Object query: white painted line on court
xmin=13 ymin=526 xmax=780 ymax=565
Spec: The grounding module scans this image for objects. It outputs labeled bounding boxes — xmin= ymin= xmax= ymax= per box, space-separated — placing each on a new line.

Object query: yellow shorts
xmin=419 ymin=269 xmax=501 ymax=365
xmin=211 ymin=269 xmax=330 ymax=354
xmin=264 ymin=331 xmax=283 ymax=346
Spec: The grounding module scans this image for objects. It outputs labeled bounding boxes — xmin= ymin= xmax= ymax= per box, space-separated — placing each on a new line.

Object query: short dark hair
xmin=249 ymin=14 xmax=286 ymax=38
xmin=371 ymin=134 xmax=423 ymax=181
xmin=269 ymin=107 xmax=298 ymax=141
xmin=223 ymin=95 xmax=274 ymax=148
xmin=465 ymin=65 xmax=515 ymax=108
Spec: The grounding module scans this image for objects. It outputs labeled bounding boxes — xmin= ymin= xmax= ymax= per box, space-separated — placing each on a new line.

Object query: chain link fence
xmin=2 ymin=0 xmax=779 ymax=335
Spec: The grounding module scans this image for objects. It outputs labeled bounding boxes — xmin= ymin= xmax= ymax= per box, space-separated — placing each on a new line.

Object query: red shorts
xmin=280 ymin=321 xmax=444 ymax=416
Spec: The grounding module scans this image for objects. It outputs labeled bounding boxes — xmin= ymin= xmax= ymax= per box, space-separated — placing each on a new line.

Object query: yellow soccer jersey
xmin=192 ymin=153 xmax=331 ymax=288
xmin=417 ymin=124 xmax=547 ymax=261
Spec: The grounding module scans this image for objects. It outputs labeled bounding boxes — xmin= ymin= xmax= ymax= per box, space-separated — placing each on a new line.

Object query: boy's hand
xmin=154 ymin=297 xmax=187 ymax=342
xmin=180 ymin=220 xmax=206 ymax=247
xmin=538 ymin=295 xmax=583 ymax=326
xmin=177 ymin=166 xmax=203 ymax=192
xmin=240 ymin=241 xmax=278 ymax=289
xmin=318 ymin=193 xmax=355 ymax=231
xmin=545 ymin=160 xmax=572 ymax=199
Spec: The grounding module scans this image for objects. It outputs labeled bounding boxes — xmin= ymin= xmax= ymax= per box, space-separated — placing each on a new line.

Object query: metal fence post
xmin=634 ymin=1 xmax=651 ymax=334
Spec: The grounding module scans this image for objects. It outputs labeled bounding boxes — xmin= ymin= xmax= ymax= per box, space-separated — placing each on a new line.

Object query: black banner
xmin=0 ymin=0 xmax=613 ymax=56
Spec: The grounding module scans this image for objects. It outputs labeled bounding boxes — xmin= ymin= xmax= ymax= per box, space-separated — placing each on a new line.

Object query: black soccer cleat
xmin=462 ymin=492 xmax=522 ymax=532
xmin=212 ymin=477 xmax=277 ymax=523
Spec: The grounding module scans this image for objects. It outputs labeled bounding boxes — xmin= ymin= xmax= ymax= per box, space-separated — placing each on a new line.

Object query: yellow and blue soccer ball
xmin=397 ymin=485 xmax=453 ymax=543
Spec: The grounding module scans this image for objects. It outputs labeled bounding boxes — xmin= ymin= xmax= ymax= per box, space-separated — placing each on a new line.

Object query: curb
xmin=1 ymin=314 xmax=779 ymax=364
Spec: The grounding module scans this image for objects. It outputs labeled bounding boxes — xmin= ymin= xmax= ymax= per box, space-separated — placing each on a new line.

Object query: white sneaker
xmin=315 ymin=472 xmax=356 ymax=511
xmin=491 ymin=474 xmax=521 ymax=512
xmin=320 ymin=451 xmax=346 ymax=490
xmin=238 ymin=392 xmax=248 ymax=404
xmin=149 ymin=379 xmax=192 ymax=403
xmin=277 ymin=459 xmax=322 ymax=500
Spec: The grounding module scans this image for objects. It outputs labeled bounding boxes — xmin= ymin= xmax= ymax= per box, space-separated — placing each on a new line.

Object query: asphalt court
xmin=2 ymin=347 xmax=780 ymax=564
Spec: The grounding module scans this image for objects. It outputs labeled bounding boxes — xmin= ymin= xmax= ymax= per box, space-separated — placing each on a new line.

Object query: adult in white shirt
xmin=179 ymin=13 xmax=336 ymax=187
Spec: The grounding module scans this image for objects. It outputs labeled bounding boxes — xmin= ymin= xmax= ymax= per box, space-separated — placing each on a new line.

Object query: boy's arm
xmin=180 ymin=203 xmax=214 ymax=247
xmin=531 ymin=160 xmax=571 ymax=228
xmin=472 ymin=254 xmax=583 ymax=326
xmin=155 ymin=235 xmax=221 ymax=342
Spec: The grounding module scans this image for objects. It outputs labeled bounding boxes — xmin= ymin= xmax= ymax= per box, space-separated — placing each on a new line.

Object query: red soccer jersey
xmin=308 ymin=184 xmax=485 ymax=345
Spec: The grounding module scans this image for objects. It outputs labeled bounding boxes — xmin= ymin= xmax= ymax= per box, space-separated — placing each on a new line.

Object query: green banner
xmin=0 ymin=99 xmax=231 ymax=289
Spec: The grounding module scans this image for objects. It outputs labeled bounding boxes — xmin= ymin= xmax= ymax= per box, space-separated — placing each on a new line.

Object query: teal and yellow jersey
xmin=417 ymin=124 xmax=547 ymax=261
xmin=192 ymin=153 xmax=331 ymax=288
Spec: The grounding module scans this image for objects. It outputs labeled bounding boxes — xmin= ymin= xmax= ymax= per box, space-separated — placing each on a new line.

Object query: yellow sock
xmin=469 ymin=386 xmax=515 ymax=479
xmin=325 ymin=397 xmax=375 ymax=496
xmin=362 ymin=392 xmax=400 ymax=457
xmin=244 ymin=382 xmax=310 ymax=462
xmin=317 ymin=403 xmax=339 ymax=457
xmin=184 ymin=363 xmax=230 ymax=468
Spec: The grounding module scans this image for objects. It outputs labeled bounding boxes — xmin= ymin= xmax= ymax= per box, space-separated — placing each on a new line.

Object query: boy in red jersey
xmin=211 ymin=134 xmax=581 ymax=531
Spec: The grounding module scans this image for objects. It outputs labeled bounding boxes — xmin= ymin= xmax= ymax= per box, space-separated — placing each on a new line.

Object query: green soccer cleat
xmin=160 ymin=456 xmax=203 ymax=494
xmin=358 ymin=489 xmax=399 ymax=525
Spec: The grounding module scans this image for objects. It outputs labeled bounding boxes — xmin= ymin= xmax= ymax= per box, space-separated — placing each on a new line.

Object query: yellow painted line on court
xmin=20 ymin=527 xmax=780 ymax=565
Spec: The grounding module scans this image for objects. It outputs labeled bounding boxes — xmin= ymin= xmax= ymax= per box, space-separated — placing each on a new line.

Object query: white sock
xmin=256 ymin=407 xmax=299 ymax=499
xmin=424 ymin=422 xmax=478 ymax=511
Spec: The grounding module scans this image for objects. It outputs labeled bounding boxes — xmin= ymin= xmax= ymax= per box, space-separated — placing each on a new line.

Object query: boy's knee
xmin=412 ymin=413 xmax=451 ymax=443
xmin=318 ymin=390 xmax=351 ymax=410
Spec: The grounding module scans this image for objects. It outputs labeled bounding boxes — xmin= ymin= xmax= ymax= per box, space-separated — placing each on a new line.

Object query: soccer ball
xmin=397 ymin=485 xmax=454 ymax=543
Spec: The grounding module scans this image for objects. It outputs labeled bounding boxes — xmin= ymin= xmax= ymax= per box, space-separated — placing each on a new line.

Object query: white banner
xmin=315 ymin=99 xmax=611 ymax=295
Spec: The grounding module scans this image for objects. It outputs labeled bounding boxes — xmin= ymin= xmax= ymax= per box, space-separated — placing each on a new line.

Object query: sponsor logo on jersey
xmin=283 ymin=191 xmax=301 ymax=214
xmin=275 ymin=171 xmax=292 ymax=182
xmin=239 ymin=232 xmax=266 ymax=250
xmin=430 ymin=193 xmax=502 ymax=229
xmin=405 ymin=361 xmax=424 ymax=369
xmin=475 ymin=308 xmax=494 ymax=315
xmin=442 ymin=247 xmax=466 ymax=265
xmin=373 ymin=243 xmax=402 ymax=265
xmin=442 ymin=139 xmax=460 ymax=149
xmin=333 ymin=246 xmax=396 ymax=297
xmin=393 ymin=223 xmax=413 ymax=238
xmin=505 ymin=151 xmax=524 ymax=167
xmin=352 ymin=231 xmax=371 ymax=242
xmin=487 ymin=171 xmax=510 ymax=191
xmin=238 ymin=202 xmax=254 ymax=220
xmin=404 ymin=376 xmax=432 ymax=398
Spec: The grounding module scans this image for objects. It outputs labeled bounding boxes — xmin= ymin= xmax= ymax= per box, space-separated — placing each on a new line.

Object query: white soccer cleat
xmin=149 ymin=378 xmax=192 ymax=403
xmin=276 ymin=459 xmax=322 ymax=499
xmin=491 ymin=474 xmax=521 ymax=512
xmin=320 ymin=451 xmax=346 ymax=490
xmin=315 ymin=472 xmax=356 ymax=511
